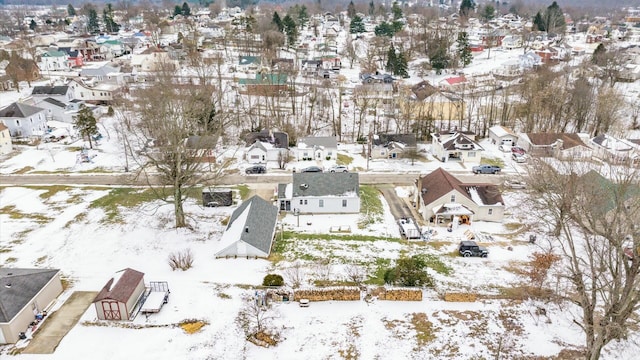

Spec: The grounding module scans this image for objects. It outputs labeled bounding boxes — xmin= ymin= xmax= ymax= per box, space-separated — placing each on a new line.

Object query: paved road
xmin=0 ymin=171 xmax=503 ymax=187
xmin=22 ymin=291 xmax=98 ymax=354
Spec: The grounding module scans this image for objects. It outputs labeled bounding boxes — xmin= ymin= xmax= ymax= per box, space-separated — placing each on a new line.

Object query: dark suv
xmin=245 ymin=165 xmax=266 ymax=174
xmin=458 ymin=241 xmax=489 ymax=258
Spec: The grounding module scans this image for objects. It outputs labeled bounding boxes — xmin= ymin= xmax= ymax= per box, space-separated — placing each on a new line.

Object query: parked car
xmin=245 ymin=165 xmax=266 ymax=174
xmin=299 ymin=298 xmax=310 ymax=307
xmin=301 ymin=166 xmax=323 ymax=173
xmin=205 ymin=201 xmax=221 ymax=207
xmin=458 ymin=241 xmax=489 ymax=258
xmin=329 ymin=165 xmax=349 ymax=173
xmin=512 ymin=153 xmax=527 ymax=163
xmin=498 ymin=144 xmax=512 ymax=152
xmin=511 ymin=146 xmax=526 ymax=155
xmin=472 ymin=165 xmax=502 ymax=174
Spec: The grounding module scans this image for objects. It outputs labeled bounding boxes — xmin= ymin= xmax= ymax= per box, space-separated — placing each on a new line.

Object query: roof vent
xmin=300 ymin=183 xmax=309 ymax=190
xmin=4 ymin=283 xmax=11 ymax=288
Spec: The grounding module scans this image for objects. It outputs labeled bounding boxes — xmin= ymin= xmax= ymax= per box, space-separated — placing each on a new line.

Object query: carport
xmin=432 ymin=203 xmax=474 ymax=225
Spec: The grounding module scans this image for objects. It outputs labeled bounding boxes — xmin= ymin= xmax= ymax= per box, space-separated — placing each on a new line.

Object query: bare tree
xmin=344 ymin=264 xmax=366 ymax=285
xmin=117 ymin=63 xmax=231 ymax=228
xmin=283 ymin=261 xmax=305 ymax=289
xmin=236 ymin=293 xmax=279 ymax=340
xmin=527 ymin=159 xmax=640 ymax=360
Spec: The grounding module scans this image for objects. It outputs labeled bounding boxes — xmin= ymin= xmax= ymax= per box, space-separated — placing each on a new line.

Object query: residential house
xmin=518 ymin=133 xmax=592 ymax=159
xmin=31 ymin=85 xmax=75 ymax=104
xmin=36 ymin=97 xmax=75 ymax=123
xmin=371 ymin=133 xmax=417 ymax=159
xmin=68 ymin=79 xmax=118 ymax=104
xmin=93 ymin=268 xmax=145 ymax=321
xmin=271 ymin=58 xmax=294 ymax=72
xmin=415 ymin=168 xmax=505 ymax=225
xmin=237 ymin=55 xmax=261 ymax=73
xmin=246 ymin=140 xmax=289 ymax=165
xmin=214 ymin=195 xmax=279 ymax=258
xmin=0 ymin=123 xmax=12 ymax=154
xmin=360 ymin=72 xmax=395 ymax=84
xmin=185 ymin=135 xmax=218 ymax=163
xmin=99 ymin=40 xmax=126 ymax=59
xmin=501 ymin=34 xmax=523 ymax=49
xmin=130 ymin=47 xmax=175 ymax=72
xmin=0 ymin=268 xmax=63 ymax=344
xmin=237 ymin=73 xmax=287 ymax=96
xmin=244 ymin=129 xmax=289 ymax=149
xmin=0 ymin=102 xmax=47 ymax=137
xmin=80 ymin=63 xmax=128 ymax=85
xmin=5 ymin=57 xmax=40 ymax=86
xmin=301 ymin=59 xmax=322 ymax=77
xmin=58 ymin=48 xmax=84 ymax=68
xmin=295 ymin=136 xmax=338 ymax=161
xmin=38 ymin=50 xmax=70 ymax=72
xmin=590 ymin=134 xmax=639 ymax=165
xmin=278 ymin=172 xmax=360 ymax=213
xmin=431 ymin=131 xmax=483 ymax=163
xmin=401 ymin=81 xmax=465 ymax=123
xmin=488 ymin=125 xmax=518 ymax=146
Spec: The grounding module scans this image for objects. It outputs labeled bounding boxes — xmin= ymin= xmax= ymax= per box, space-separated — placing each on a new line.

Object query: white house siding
xmin=292 ymin=196 xmax=360 ymax=214
xmin=419 ymin=190 xmax=503 ymax=223
xmin=0 ymin=272 xmax=62 ymax=344
xmin=125 ymin=280 xmax=146 ymax=319
xmin=246 ymin=147 xmax=267 ymax=163
xmin=1 ymin=111 xmax=47 ymax=137
xmin=0 ymin=128 xmax=12 ymax=154
xmin=216 ymin=241 xmax=267 ymax=258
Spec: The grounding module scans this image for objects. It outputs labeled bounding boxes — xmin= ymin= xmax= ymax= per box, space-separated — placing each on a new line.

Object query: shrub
xmin=106 ymin=106 xmax=114 ymax=116
xmin=325 ymin=156 xmax=331 ymax=160
xmin=262 ymin=274 xmax=284 ymax=287
xmin=384 ymin=255 xmax=435 ymax=287
xmin=168 ymin=249 xmax=194 ymax=271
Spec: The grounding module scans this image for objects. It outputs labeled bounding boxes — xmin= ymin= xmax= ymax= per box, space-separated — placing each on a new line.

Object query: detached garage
xmin=93 ymin=268 xmax=145 ymax=321
xmin=0 ymin=268 xmax=63 ymax=344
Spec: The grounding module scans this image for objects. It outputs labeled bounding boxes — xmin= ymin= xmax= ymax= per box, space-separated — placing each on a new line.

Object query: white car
xmin=499 ymin=144 xmax=512 ymax=152
xmin=505 ymin=179 xmax=527 ymax=189
xmin=329 ymin=165 xmax=349 ymax=173
xmin=512 ymin=153 xmax=527 ymax=163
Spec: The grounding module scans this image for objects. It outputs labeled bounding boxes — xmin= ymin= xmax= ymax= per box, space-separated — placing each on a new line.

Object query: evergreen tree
xmin=533 ymin=11 xmax=545 ymax=31
xmin=282 ymin=14 xmax=298 ymax=47
xmin=297 ymin=5 xmax=309 ymax=27
xmin=459 ymin=0 xmax=475 ymax=18
xmin=87 ymin=8 xmax=100 ymax=33
xmin=29 ymin=19 xmax=37 ymax=31
xmin=350 ymin=15 xmax=365 ymax=34
xmin=543 ymin=1 xmax=565 ymax=34
xmin=374 ymin=21 xmax=395 ymax=37
xmin=272 ymin=11 xmax=283 ymax=32
xmin=102 ymin=3 xmax=120 ymax=33
xmin=368 ymin=1 xmax=375 ymax=16
xmin=396 ymin=52 xmax=408 ymax=78
xmin=457 ymin=31 xmax=472 ymax=67
xmin=74 ymin=105 xmax=98 ymax=149
xmin=391 ymin=1 xmax=402 ymax=20
xmin=182 ymin=2 xmax=191 ymax=16
xmin=481 ymin=4 xmax=495 ymax=22
xmin=386 ymin=44 xmax=397 ymax=73
xmin=592 ymin=43 xmax=607 ymax=66
xmin=67 ymin=4 xmax=76 ymax=17
xmin=174 ymin=5 xmax=182 ymax=17
xmin=430 ymin=46 xmax=450 ymax=75
xmin=347 ymin=0 xmax=356 ymax=19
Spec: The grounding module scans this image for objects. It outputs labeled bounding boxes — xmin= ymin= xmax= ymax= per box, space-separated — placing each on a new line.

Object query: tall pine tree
xmin=272 ymin=11 xmax=283 ymax=32
xmin=459 ymin=0 xmax=475 ymax=18
xmin=347 ymin=1 xmax=356 ymax=19
xmin=386 ymin=44 xmax=397 ymax=73
xmin=457 ymin=31 xmax=472 ymax=67
xmin=395 ymin=52 xmax=408 ymax=78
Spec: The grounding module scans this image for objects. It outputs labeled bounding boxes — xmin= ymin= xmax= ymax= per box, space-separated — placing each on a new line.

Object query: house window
xmin=250 ymin=155 xmax=259 ymax=159
xmin=319 ymin=199 xmax=324 ymax=207
xmin=468 ymin=151 xmax=476 ymax=157
xmin=342 ymin=199 xmax=347 ymax=207
xmin=450 ymin=195 xmax=455 ymax=202
xmin=488 ymin=209 xmax=493 ymax=215
xmin=16 ymin=120 xmax=20 ymax=126
xmin=304 ymin=200 xmax=308 ymax=205
xmin=299 ymin=199 xmax=303 ymax=205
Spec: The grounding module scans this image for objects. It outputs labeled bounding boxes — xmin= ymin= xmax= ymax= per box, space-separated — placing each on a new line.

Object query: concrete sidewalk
xmin=22 ymin=291 xmax=97 ymax=354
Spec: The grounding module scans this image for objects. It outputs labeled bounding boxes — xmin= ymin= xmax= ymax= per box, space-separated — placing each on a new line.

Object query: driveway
xmin=379 ymin=186 xmax=413 ymax=220
xmin=22 ymin=291 xmax=98 ymax=354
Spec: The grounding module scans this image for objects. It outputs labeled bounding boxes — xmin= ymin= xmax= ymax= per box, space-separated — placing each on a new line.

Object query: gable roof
xmin=417 ymin=168 xmax=503 ymax=207
xmin=94 ymin=268 xmax=144 ymax=303
xmin=185 ymin=135 xmax=217 ymax=149
xmin=42 ymin=97 xmax=67 ymax=108
xmin=32 ymin=86 xmax=70 ymax=96
xmin=373 ymin=133 xmax=417 ymax=147
xmin=0 ymin=268 xmax=60 ymax=323
xmin=297 ymin=136 xmax=337 ymax=149
xmin=244 ymin=129 xmax=289 ymax=148
xmin=0 ymin=102 xmax=44 ymax=118
xmin=440 ymin=132 xmax=484 ymax=151
xmin=0 ymin=123 xmax=8 ymax=131
xmin=525 ymin=133 xmax=588 ymax=149
xmin=218 ymin=195 xmax=278 ymax=256
xmin=292 ymin=172 xmax=359 ymax=197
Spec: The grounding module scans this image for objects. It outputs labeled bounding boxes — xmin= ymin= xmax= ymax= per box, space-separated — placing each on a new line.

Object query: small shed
xmin=203 ymin=188 xmax=233 ymax=207
xmin=93 ymin=268 xmax=145 ymax=321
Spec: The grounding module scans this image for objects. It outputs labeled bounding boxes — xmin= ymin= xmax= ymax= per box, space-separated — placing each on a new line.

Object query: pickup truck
xmin=472 ymin=165 xmax=502 ymax=174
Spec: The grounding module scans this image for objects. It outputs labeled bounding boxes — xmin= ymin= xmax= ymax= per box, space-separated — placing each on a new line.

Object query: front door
xmin=102 ymin=301 xmax=121 ymax=320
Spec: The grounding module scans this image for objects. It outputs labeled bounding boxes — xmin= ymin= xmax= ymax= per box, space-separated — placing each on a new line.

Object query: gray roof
xmin=185 ymin=135 xmax=217 ymax=149
xmin=80 ymin=65 xmax=119 ymax=77
xmin=31 ymin=86 xmax=70 ymax=96
xmin=373 ymin=133 xmax=417 ymax=147
xmin=277 ymin=183 xmax=287 ymax=199
xmin=292 ymin=172 xmax=360 ymax=197
xmin=0 ymin=268 xmax=60 ymax=323
xmin=0 ymin=102 xmax=44 ymax=118
xmin=227 ymin=195 xmax=278 ymax=254
xmin=42 ymin=97 xmax=67 ymax=108
xmin=297 ymin=136 xmax=337 ymax=149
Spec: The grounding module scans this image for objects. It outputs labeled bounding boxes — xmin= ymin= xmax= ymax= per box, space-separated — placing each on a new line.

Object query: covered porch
xmin=431 ymin=203 xmax=474 ymax=226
